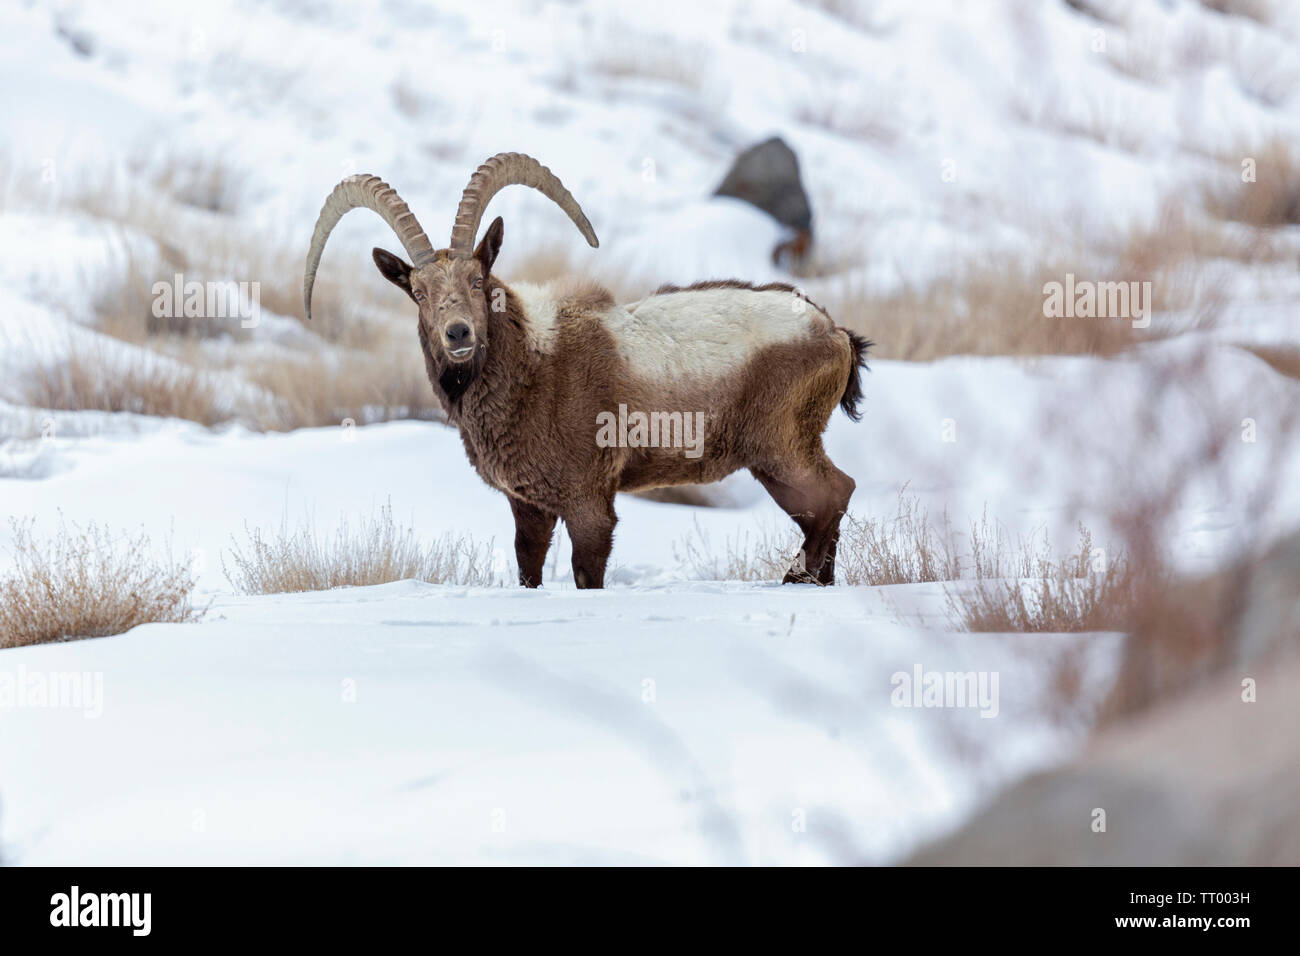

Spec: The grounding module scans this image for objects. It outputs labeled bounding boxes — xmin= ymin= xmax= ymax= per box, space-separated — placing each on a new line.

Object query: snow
xmin=0 ymin=579 xmax=1120 ymax=865
xmin=1 ymin=0 xmax=1299 ymax=864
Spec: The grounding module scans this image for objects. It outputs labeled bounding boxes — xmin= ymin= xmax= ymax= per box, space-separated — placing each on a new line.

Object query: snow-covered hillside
xmin=1 ymin=0 xmax=1299 ymax=864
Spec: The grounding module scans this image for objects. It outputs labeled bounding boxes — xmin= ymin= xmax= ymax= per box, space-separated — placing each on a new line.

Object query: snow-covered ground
xmin=1 ymin=581 xmax=1123 ymax=865
xmin=2 ymin=0 xmax=1299 ymax=864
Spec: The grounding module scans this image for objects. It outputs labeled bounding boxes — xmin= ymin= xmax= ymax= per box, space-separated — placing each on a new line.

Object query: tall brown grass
xmin=677 ymin=491 xmax=967 ymax=586
xmin=945 ymin=526 xmax=1140 ymax=632
xmin=88 ymin=247 xmax=255 ymax=344
xmin=673 ymin=520 xmax=799 ymax=582
xmin=677 ymin=492 xmax=1143 ymax=632
xmin=1 ymin=518 xmax=202 ymax=649
xmin=825 ymin=263 xmax=1149 ymax=362
xmin=18 ymin=344 xmax=233 ymax=426
xmin=836 ymin=492 xmax=962 ymax=585
xmin=245 ymin=348 xmax=442 ymax=430
xmin=1204 ymin=138 xmax=1300 ymax=228
xmin=223 ymin=501 xmax=501 ymax=594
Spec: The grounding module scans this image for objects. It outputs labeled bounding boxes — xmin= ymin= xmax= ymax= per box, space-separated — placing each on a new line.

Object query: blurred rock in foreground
xmin=906 ymin=531 xmax=1300 ymax=865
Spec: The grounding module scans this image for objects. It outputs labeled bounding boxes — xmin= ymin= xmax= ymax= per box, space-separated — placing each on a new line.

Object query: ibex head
xmin=303 ymin=153 xmax=599 ymax=373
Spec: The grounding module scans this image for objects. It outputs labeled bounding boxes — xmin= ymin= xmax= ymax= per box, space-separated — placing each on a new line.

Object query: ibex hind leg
xmin=564 ymin=497 xmax=617 ymax=589
xmin=752 ymin=456 xmax=855 ymax=586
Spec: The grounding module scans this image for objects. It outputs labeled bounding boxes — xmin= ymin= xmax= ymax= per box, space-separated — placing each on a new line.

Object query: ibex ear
xmin=372 ymin=247 xmax=414 ymax=299
xmin=474 ymin=216 xmax=505 ymax=277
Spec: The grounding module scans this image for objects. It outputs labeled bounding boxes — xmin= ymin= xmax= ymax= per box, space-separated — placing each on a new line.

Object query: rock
xmin=904 ymin=530 xmax=1300 ymax=865
xmin=714 ymin=137 xmax=813 ymax=265
xmin=905 ymin=661 xmax=1300 ymax=865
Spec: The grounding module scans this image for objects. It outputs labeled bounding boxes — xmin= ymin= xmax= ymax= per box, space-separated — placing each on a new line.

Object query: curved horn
xmin=449 ymin=152 xmax=599 ymax=258
xmin=303 ymin=175 xmax=435 ymax=321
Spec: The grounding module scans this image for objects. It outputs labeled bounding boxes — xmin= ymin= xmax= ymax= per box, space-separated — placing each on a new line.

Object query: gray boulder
xmin=715 ymin=137 xmax=813 ymax=264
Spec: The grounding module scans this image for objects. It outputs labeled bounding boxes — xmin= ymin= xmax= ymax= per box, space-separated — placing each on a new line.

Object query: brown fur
xmin=376 ymin=224 xmax=867 ymax=589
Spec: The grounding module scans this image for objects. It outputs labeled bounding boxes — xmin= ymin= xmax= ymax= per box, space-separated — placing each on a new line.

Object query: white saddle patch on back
xmin=607 ymin=287 xmax=822 ymax=382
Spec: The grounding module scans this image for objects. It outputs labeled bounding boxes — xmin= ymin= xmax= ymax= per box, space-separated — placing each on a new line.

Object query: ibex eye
xmin=472 ymin=277 xmax=483 ymax=290
xmin=413 ymin=291 xmax=425 ymax=301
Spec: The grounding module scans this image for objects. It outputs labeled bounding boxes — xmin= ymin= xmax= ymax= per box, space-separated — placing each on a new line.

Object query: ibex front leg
xmin=510 ymin=496 xmax=557 ymax=588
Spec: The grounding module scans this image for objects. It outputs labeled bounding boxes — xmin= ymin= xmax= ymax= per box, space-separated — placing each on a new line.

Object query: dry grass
xmin=676 ymin=492 xmax=1140 ymax=635
xmin=794 ymin=87 xmax=899 ymax=144
xmin=18 ymin=344 xmax=233 ymax=426
xmin=44 ymin=153 xmax=443 ymax=433
xmin=676 ymin=490 xmax=964 ymax=585
xmin=249 ymin=242 xmax=402 ymax=349
xmin=826 ymin=263 xmax=1149 ymax=361
xmin=1011 ymin=83 xmax=1149 ymax=155
xmin=945 ymin=525 xmax=1141 ymax=632
xmin=836 ymin=492 xmax=961 ymax=585
xmin=16 ymin=335 xmax=441 ymax=433
xmin=674 ymin=520 xmax=800 ymax=582
xmin=88 ymin=247 xmax=256 ymax=344
xmin=1052 ymin=346 xmax=1299 ymax=718
xmin=245 ymin=348 xmax=442 ymax=430
xmin=1204 ymin=138 xmax=1300 ymax=228
xmin=585 ymin=36 xmax=706 ymax=90
xmin=66 ymin=161 xmax=401 ymax=348
xmin=0 ymin=518 xmax=201 ymax=649
xmin=223 ymin=501 xmax=501 ymax=594
xmin=823 ymin=184 xmax=1288 ymax=362
xmin=139 ymin=152 xmax=245 ymax=214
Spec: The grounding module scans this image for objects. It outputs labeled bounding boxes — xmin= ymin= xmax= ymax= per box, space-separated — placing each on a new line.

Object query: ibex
xmin=304 ymin=153 xmax=869 ymax=588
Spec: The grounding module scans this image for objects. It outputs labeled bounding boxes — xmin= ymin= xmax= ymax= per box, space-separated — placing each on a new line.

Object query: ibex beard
xmin=304 ymin=153 xmax=870 ymax=589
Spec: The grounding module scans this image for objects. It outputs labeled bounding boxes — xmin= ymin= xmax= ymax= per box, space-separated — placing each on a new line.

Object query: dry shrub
xmin=673 ymin=519 xmax=799 ymax=582
xmin=585 ymin=36 xmax=705 ymax=90
xmin=1203 ymin=138 xmax=1300 ymax=227
xmin=142 ymin=153 xmax=244 ymax=214
xmin=67 ymin=168 xmax=399 ymax=348
xmin=223 ymin=501 xmax=501 ymax=594
xmin=1011 ymin=84 xmax=1148 ymax=155
xmin=19 ymin=345 xmax=232 ymax=426
xmin=1070 ymin=347 xmax=1298 ymax=720
xmin=676 ymin=490 xmax=1141 ymax=635
xmin=836 ymin=491 xmax=961 ymax=585
xmin=794 ymin=89 xmax=899 ymax=143
xmin=827 ymin=263 xmax=1148 ymax=361
xmin=1113 ymin=198 xmax=1277 ymax=331
xmin=946 ymin=526 xmax=1141 ymax=632
xmin=89 ymin=247 xmax=255 ymax=345
xmin=248 ymin=241 xmax=402 ymax=348
xmin=245 ymin=348 xmax=442 ymax=430
xmin=67 ymin=149 xmax=248 ymax=216
xmin=675 ymin=490 xmax=963 ymax=585
xmin=391 ymin=73 xmax=426 ymax=118
xmin=825 ymin=189 xmax=1273 ymax=362
xmin=0 ymin=518 xmax=201 ymax=649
